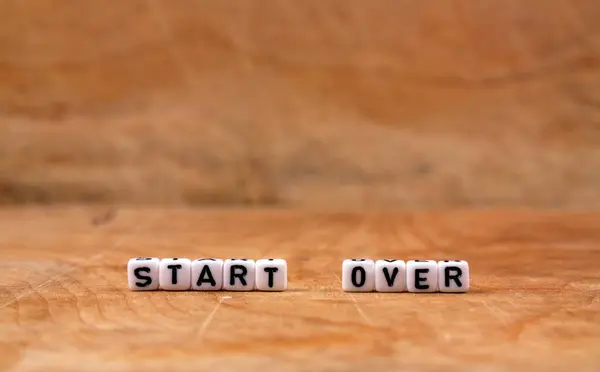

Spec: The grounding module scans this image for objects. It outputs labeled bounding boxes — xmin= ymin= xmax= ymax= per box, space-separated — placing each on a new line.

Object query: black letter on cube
xmin=128 ymin=257 xmax=160 ymax=291
xmin=407 ymin=260 xmax=438 ymax=292
xmin=168 ymin=264 xmax=183 ymax=285
xmin=375 ymin=260 xmax=406 ymax=292
xmin=256 ymin=258 xmax=287 ymax=291
xmin=197 ymin=266 xmax=217 ymax=287
xmin=159 ymin=258 xmax=192 ymax=290
xmin=351 ymin=267 xmax=366 ymax=287
xmin=383 ymin=267 xmax=399 ymax=287
xmin=263 ymin=267 xmax=278 ymax=288
xmin=438 ymin=260 xmax=469 ymax=293
xmin=414 ymin=268 xmax=429 ymax=290
xmin=342 ymin=259 xmax=374 ymax=292
xmin=223 ymin=259 xmax=256 ymax=291
xmin=230 ymin=265 xmax=247 ymax=286
xmin=445 ymin=267 xmax=462 ymax=287
xmin=134 ymin=267 xmax=152 ymax=287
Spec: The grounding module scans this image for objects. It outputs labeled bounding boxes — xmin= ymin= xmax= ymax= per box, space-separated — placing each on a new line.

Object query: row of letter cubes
xmin=127 ymin=257 xmax=470 ymax=293
xmin=127 ymin=258 xmax=287 ymax=291
xmin=343 ymin=259 xmax=470 ymax=292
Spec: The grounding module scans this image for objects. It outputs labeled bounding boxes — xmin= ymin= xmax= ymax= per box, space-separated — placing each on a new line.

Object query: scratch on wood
xmin=0 ymin=213 xmax=159 ymax=309
xmin=196 ymin=295 xmax=227 ymax=340
xmin=333 ymin=273 xmax=372 ymax=326
xmin=0 ymin=272 xmax=61 ymax=310
xmin=479 ymin=300 xmax=508 ymax=325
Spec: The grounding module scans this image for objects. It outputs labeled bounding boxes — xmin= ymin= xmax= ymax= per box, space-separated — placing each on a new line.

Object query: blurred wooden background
xmin=1 ymin=0 xmax=600 ymax=209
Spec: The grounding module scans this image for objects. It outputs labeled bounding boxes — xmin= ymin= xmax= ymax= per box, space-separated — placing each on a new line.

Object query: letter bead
xmin=375 ymin=260 xmax=406 ymax=292
xmin=342 ymin=259 xmax=375 ymax=292
xmin=407 ymin=260 xmax=438 ymax=293
xmin=159 ymin=258 xmax=192 ymax=291
xmin=438 ymin=260 xmax=470 ymax=293
xmin=128 ymin=257 xmax=160 ymax=291
xmin=223 ymin=259 xmax=256 ymax=291
xmin=255 ymin=259 xmax=288 ymax=291
xmin=191 ymin=258 xmax=224 ymax=291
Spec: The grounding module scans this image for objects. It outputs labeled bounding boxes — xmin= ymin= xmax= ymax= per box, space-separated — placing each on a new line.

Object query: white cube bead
xmin=438 ymin=260 xmax=470 ymax=293
xmin=127 ymin=257 xmax=160 ymax=291
xmin=191 ymin=258 xmax=224 ymax=291
xmin=255 ymin=259 xmax=287 ymax=291
xmin=375 ymin=260 xmax=406 ymax=292
xmin=406 ymin=260 xmax=438 ymax=293
xmin=223 ymin=259 xmax=256 ymax=291
xmin=342 ymin=259 xmax=375 ymax=292
xmin=159 ymin=258 xmax=192 ymax=291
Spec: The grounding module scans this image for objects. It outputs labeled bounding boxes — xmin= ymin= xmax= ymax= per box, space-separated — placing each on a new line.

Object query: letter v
xmin=383 ymin=267 xmax=399 ymax=287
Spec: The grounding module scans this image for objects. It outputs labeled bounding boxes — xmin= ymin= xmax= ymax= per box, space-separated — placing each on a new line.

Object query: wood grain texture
xmin=2 ymin=0 xmax=600 ymax=207
xmin=0 ymin=207 xmax=599 ymax=371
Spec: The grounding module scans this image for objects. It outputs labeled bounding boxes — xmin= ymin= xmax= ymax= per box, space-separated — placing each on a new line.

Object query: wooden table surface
xmin=0 ymin=207 xmax=599 ymax=371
